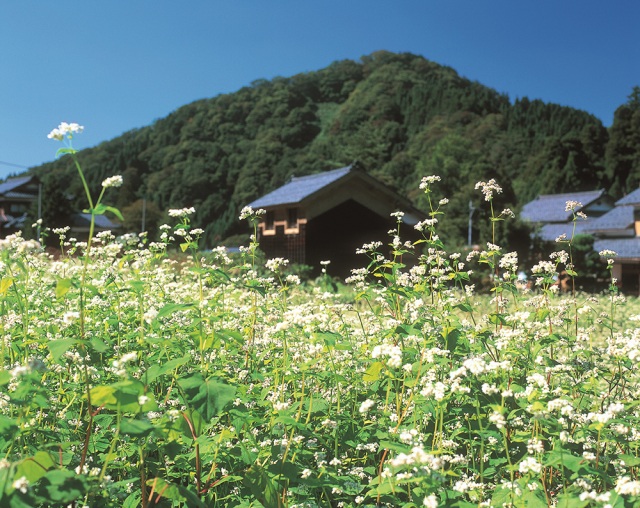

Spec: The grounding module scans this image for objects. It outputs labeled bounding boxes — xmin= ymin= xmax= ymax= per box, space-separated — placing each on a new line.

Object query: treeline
xmin=27 ymin=51 xmax=640 ymax=249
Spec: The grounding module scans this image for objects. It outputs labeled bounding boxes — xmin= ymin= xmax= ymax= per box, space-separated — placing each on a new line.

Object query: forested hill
xmin=29 ymin=51 xmax=640 ymax=248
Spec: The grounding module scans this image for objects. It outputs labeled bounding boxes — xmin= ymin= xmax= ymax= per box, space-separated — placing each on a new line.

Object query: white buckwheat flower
xmin=47 ymin=122 xmax=84 ymax=141
xmin=102 ymin=175 xmax=123 ymax=188
xmin=168 ymin=207 xmax=196 ymax=218
xmin=12 ymin=476 xmax=28 ymax=494
xmin=475 ymin=179 xmax=502 ymax=201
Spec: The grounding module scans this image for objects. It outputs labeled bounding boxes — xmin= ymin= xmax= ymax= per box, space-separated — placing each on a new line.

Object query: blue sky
xmin=1 ymin=1 xmax=638 ymax=179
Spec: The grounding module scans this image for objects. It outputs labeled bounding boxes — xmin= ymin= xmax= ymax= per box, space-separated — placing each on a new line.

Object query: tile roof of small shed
xmin=534 ymin=221 xmax=593 ymax=242
xmin=73 ymin=213 xmax=121 ymax=229
xmin=0 ymin=176 xmax=34 ymax=196
xmin=584 ymin=205 xmax=634 ymax=233
xmin=248 ymin=165 xmax=353 ymax=208
xmin=594 ymin=238 xmax=640 ymax=261
xmin=520 ymin=189 xmax=606 ymax=223
xmin=616 ymin=188 xmax=640 ymax=206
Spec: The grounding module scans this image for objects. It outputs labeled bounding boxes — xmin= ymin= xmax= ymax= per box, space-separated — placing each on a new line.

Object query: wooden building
xmin=247 ymin=164 xmax=426 ymax=278
xmin=0 ymin=176 xmax=40 ymax=236
xmin=520 ymin=189 xmax=614 ymax=242
xmin=586 ymin=188 xmax=640 ymax=294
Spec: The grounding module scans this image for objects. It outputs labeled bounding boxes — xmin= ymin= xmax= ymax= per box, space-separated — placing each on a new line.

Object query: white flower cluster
xmin=168 ymin=207 xmax=196 ymax=218
xmin=565 ymin=200 xmax=582 ymax=212
xmin=419 ymin=175 xmax=441 ymax=190
xmin=518 ymin=456 xmax=542 ymax=474
xmin=414 ymin=218 xmax=438 ymax=232
xmin=12 ymin=476 xmax=29 ymax=494
xmin=238 ymin=206 xmax=265 ymax=221
xmin=475 ymin=179 xmax=502 ymax=201
xmin=616 ymin=476 xmax=640 ymax=496
xmin=265 ymin=258 xmax=289 ymax=272
xmin=102 ymin=175 xmax=123 ymax=188
xmin=371 ymin=343 xmax=402 ymax=368
xmin=47 ymin=122 xmax=84 ymax=141
xmin=499 ymin=251 xmax=519 ymax=272
xmin=359 ymin=399 xmax=375 ymax=414
xmin=388 ymin=446 xmax=442 ymax=469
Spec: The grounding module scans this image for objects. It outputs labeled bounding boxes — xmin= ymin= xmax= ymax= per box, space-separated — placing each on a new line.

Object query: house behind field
xmin=247 ymin=164 xmax=427 ymax=278
xmin=521 ymin=188 xmax=640 ymax=294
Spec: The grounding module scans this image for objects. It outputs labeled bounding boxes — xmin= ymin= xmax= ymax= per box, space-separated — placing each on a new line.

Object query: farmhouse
xmin=0 ymin=175 xmax=41 ymax=235
xmin=585 ymin=188 xmax=640 ymax=293
xmin=0 ymin=174 xmax=121 ymax=239
xmin=521 ymin=188 xmax=640 ymax=294
xmin=247 ymin=164 xmax=427 ymax=278
xmin=520 ymin=189 xmax=614 ymax=242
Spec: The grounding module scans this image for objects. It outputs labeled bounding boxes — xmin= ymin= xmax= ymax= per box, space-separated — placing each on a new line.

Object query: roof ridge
xmin=290 ymin=165 xmax=351 ymax=182
xmin=535 ymin=189 xmax=603 ymax=199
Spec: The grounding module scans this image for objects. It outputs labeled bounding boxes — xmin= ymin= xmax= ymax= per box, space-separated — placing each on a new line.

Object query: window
xmin=287 ymin=208 xmax=298 ymax=229
xmin=9 ymin=203 xmax=26 ymax=215
xmin=265 ymin=210 xmax=275 ymax=230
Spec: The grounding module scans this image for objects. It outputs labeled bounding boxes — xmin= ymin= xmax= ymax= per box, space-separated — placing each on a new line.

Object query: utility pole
xmin=468 ymin=200 xmax=476 ymax=246
xmin=37 ymin=182 xmax=42 ymax=242
xmin=141 ymin=197 xmax=146 ymax=234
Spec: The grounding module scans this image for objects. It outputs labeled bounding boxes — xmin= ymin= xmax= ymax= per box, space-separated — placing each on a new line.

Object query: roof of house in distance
xmin=248 ymin=164 xmax=427 ymax=225
xmin=520 ymin=189 xmax=606 ymax=223
xmin=594 ymin=237 xmax=640 ymax=261
xmin=534 ymin=221 xmax=594 ymax=242
xmin=615 ymin=187 xmax=640 ymax=206
xmin=248 ymin=166 xmax=352 ymax=208
xmin=72 ymin=212 xmax=121 ymax=229
xmin=0 ymin=176 xmax=36 ymax=196
xmin=584 ymin=205 xmax=635 ymax=233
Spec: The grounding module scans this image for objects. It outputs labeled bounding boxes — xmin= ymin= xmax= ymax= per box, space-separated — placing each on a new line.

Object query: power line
xmin=0 ymin=160 xmax=30 ymax=170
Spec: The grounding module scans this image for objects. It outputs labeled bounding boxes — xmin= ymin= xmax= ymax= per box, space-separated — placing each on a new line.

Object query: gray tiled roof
xmin=584 ymin=205 xmax=634 ymax=233
xmin=4 ymin=191 xmax=35 ymax=199
xmin=73 ymin=213 xmax=121 ymax=229
xmin=0 ymin=176 xmax=34 ymax=196
xmin=594 ymin=238 xmax=640 ymax=260
xmin=534 ymin=221 xmax=593 ymax=242
xmin=248 ymin=166 xmax=352 ymax=208
xmin=521 ymin=189 xmax=605 ymax=223
xmin=616 ymin=188 xmax=640 ymax=206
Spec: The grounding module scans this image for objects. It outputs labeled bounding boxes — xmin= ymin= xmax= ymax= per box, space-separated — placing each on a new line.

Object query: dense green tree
xmin=24 ymin=52 xmax=628 ymax=250
xmin=605 ymin=86 xmax=640 ymax=197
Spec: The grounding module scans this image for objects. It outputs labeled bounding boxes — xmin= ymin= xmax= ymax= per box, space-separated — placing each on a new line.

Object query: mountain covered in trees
xmin=28 ymin=51 xmax=640 ymax=249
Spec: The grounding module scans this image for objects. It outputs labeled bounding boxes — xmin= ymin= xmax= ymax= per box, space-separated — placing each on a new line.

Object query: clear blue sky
xmin=1 ymin=1 xmax=638 ymax=179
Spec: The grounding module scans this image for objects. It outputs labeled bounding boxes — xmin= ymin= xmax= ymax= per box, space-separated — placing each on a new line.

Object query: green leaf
xmin=55 ymin=147 xmax=76 ymax=157
xmin=0 ymin=277 xmax=13 ymax=296
xmin=0 ymin=370 xmax=12 ymax=386
xmin=178 ymin=375 xmax=237 ymax=421
xmin=91 ymin=203 xmax=123 ymax=220
xmin=146 ymin=478 xmax=205 ymax=507
xmin=90 ymin=380 xmax=153 ymax=413
xmin=544 ymin=449 xmax=587 ymax=474
xmin=555 ymin=493 xmax=590 ymax=508
xmin=120 ymin=418 xmax=156 ymax=437
xmin=48 ymin=339 xmax=79 ymax=363
xmin=143 ymin=355 xmax=190 ymax=384
xmin=35 ymin=469 xmax=89 ymax=503
xmin=619 ymin=454 xmax=640 ymax=466
xmin=363 ymin=361 xmax=385 ymax=383
xmin=55 ymin=278 xmax=73 ymax=299
xmin=89 ymin=336 xmax=109 ymax=353
xmin=15 ymin=451 xmax=55 ymax=483
xmin=102 ymin=205 xmax=124 ymax=220
xmin=243 ymin=465 xmax=281 ymax=508
xmin=156 ymin=303 xmax=196 ymax=319
xmin=0 ymin=415 xmax=20 ymax=440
